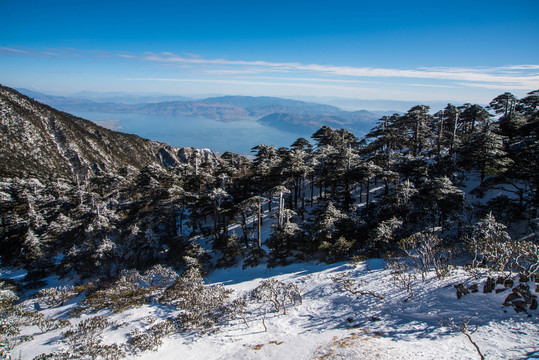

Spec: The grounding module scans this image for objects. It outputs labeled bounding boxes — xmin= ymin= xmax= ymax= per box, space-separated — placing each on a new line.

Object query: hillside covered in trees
xmin=2 ymin=87 xmax=537 ymax=274
xmin=1 ymin=86 xmax=538 ymax=359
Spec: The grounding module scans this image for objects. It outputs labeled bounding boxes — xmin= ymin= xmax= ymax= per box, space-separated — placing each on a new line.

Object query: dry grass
xmin=314 ymin=330 xmax=385 ymax=359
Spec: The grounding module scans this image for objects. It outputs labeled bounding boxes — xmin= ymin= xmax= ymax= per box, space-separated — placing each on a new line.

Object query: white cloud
xmin=140 ymin=52 xmax=539 ymax=90
xmin=0 ymin=47 xmax=30 ymax=54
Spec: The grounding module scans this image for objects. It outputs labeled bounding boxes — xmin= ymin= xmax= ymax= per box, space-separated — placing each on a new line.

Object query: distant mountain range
xmin=17 ymin=89 xmax=347 ymax=120
xmin=16 ymin=89 xmax=396 ymax=135
xmin=1 ymin=86 xmax=218 ymax=181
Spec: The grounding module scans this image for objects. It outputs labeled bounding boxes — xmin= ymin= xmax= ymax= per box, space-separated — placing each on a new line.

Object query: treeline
xmin=0 ymin=90 xmax=537 ymax=279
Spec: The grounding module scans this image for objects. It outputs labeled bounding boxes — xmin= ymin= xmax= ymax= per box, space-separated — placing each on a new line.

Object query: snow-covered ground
xmin=6 ymin=174 xmax=539 ymax=359
xmin=10 ymin=259 xmax=539 ymax=359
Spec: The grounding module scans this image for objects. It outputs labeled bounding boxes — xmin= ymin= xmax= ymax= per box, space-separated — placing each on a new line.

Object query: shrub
xmin=331 ymin=272 xmax=384 ymax=300
xmin=34 ymin=286 xmax=75 ymax=308
xmin=31 ymin=312 xmax=71 ymax=333
xmin=465 ymin=212 xmax=538 ymax=277
xmin=141 ymin=265 xmax=178 ymax=293
xmin=250 ymin=279 xmax=302 ymax=315
xmin=73 ymin=278 xmax=149 ymax=315
xmin=466 ymin=212 xmax=512 ymax=271
xmin=1 ymin=287 xmax=38 ymax=353
xmin=128 ymin=329 xmax=162 ymax=354
xmin=399 ymin=232 xmax=452 ymax=280
xmin=35 ymin=316 xmax=124 ymax=360
xmin=160 ymin=267 xmax=232 ymax=333
xmin=127 ymin=319 xmax=176 ymax=354
xmin=149 ymin=319 xmax=176 ymax=338
xmin=318 ymin=236 xmax=355 ymax=263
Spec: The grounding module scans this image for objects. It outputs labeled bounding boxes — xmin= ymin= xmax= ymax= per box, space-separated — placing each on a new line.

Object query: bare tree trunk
xmin=301 ymin=175 xmax=306 ymax=219
xmin=257 ymin=201 xmax=262 ymax=248
xmin=310 ymin=173 xmax=314 ymax=206
xmin=366 ymin=179 xmax=370 ymax=205
xmin=450 ymin=111 xmax=459 ymax=154
xmin=278 ymin=191 xmax=283 ymax=228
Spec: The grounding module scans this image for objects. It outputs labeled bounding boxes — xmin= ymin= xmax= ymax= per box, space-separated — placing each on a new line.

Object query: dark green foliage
xmin=216 ymin=232 xmax=245 ymax=268
xmin=266 ymin=219 xmax=304 ymax=267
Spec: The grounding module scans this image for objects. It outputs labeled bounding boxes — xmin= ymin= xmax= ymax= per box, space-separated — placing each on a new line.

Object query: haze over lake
xmin=72 ymin=111 xmax=304 ymax=155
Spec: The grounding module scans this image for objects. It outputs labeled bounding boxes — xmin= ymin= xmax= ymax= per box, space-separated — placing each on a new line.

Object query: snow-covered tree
xmin=159 ymin=267 xmax=232 ymax=332
xmin=466 ymin=212 xmax=512 ymax=270
xmin=458 ymin=125 xmax=512 ymax=185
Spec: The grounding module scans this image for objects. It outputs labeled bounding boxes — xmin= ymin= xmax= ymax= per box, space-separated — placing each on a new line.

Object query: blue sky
xmin=1 ymin=0 xmax=538 ymax=103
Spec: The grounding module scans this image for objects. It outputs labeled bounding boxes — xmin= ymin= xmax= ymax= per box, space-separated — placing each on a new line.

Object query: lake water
xmin=71 ymin=112 xmax=309 ymax=155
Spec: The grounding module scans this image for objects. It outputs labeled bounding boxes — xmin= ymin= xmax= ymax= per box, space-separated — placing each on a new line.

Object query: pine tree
xmin=457 ymin=124 xmax=511 ymax=185
xmin=402 ymin=105 xmax=434 ymax=156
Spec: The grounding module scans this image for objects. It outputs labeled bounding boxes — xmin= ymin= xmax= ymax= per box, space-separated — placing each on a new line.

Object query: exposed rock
xmin=504 ymin=278 xmax=514 ymax=288
xmin=177 ymin=147 xmax=221 ymax=168
xmin=504 ymin=292 xmax=522 ymax=305
xmin=455 ymin=284 xmax=469 ymax=299
xmin=483 ymin=277 xmax=496 ymax=293
xmin=469 ymin=284 xmax=479 ymax=293
xmin=502 ymin=283 xmax=538 ymax=313
xmin=512 ymin=300 xmax=528 ymax=313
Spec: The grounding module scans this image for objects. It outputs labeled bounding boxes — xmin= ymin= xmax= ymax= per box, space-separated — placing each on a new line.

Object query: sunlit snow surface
xmin=11 ymin=259 xmax=539 ymax=359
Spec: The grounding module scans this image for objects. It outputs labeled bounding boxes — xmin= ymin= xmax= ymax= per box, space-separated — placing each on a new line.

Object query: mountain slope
xmin=0 ymin=85 xmax=218 ymax=181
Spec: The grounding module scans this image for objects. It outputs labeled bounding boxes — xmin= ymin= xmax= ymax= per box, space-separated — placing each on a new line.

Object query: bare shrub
xmin=386 ymin=258 xmax=416 ymax=302
xmin=331 ymin=272 xmax=384 ymax=300
xmin=228 ymin=293 xmax=250 ymax=328
xmin=160 ymin=267 xmax=232 ymax=333
xmin=31 ymin=312 xmax=71 ymax=333
xmin=399 ymin=232 xmax=452 ymax=280
xmin=128 ymin=329 xmax=162 ymax=354
xmin=250 ymin=279 xmax=302 ymax=315
xmin=440 ymin=315 xmax=485 ymax=360
xmin=34 ymin=286 xmax=76 ymax=308
xmin=36 ymin=316 xmax=124 ymax=360
xmin=513 ymin=242 xmax=539 ymax=278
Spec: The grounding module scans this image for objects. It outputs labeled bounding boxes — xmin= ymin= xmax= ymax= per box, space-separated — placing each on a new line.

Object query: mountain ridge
xmin=0 ymin=85 xmax=219 ymax=182
xmin=16 ymin=89 xmax=391 ymax=124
